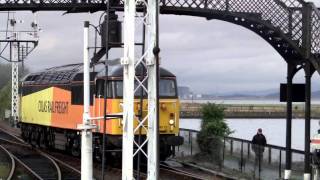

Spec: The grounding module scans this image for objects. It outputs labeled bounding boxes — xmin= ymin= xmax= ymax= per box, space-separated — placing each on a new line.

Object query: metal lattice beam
xmin=0 ymin=0 xmax=318 ymax=62
xmin=11 ymin=39 xmax=19 ymax=127
xmin=122 ymin=0 xmax=158 ymax=179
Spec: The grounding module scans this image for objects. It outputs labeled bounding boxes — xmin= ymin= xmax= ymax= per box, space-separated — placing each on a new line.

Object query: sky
xmin=2 ymin=0 xmax=320 ymax=95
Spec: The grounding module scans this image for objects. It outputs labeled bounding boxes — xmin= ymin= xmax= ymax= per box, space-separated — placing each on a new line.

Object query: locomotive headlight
xmin=169 ymin=119 xmax=175 ymax=125
xmin=160 ymin=103 xmax=167 ymax=111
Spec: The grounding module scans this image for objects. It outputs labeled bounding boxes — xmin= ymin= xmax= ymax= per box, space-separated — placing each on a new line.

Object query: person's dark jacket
xmin=251 ymin=134 xmax=267 ymax=153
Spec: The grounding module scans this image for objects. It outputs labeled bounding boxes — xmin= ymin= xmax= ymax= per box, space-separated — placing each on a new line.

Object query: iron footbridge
xmin=0 ymin=0 xmax=318 ymax=71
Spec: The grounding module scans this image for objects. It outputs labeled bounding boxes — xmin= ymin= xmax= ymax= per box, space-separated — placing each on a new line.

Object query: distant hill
xmin=183 ymin=86 xmax=320 ymax=100
xmin=207 ymin=90 xmax=320 ymax=100
xmin=263 ymin=92 xmax=279 ymax=99
xmin=311 ymin=90 xmax=320 ymax=99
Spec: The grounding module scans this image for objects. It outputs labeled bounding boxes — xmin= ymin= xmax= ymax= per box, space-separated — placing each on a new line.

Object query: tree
xmin=197 ymin=103 xmax=232 ymax=166
xmin=0 ymin=83 xmax=11 ymax=118
xmin=0 ymin=62 xmax=30 ymax=118
xmin=0 ymin=62 xmax=29 ymax=90
xmin=0 ymin=63 xmax=11 ymax=89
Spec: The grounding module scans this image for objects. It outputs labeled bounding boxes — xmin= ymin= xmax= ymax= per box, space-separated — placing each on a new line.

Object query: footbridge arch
xmin=158 ymin=0 xmax=320 ymax=71
xmin=0 ymin=0 xmax=319 ymax=72
xmin=0 ymin=0 xmax=320 ymax=178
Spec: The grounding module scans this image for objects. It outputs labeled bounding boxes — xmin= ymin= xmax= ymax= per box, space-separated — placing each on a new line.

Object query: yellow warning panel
xmin=21 ymin=87 xmax=54 ymax=126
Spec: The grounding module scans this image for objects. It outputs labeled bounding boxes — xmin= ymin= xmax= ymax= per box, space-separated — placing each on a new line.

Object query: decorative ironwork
xmin=0 ymin=0 xmax=317 ymax=62
xmin=159 ymin=0 xmax=320 ymax=63
xmin=311 ymin=5 xmax=320 ymax=57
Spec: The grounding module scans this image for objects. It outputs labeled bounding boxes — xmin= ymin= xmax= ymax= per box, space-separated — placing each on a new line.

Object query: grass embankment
xmin=0 ymin=164 xmax=10 ymax=179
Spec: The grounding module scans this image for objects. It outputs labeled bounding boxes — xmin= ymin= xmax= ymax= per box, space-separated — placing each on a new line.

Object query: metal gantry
xmin=11 ymin=35 xmax=19 ymax=127
xmin=122 ymin=0 xmax=159 ymax=179
xmin=0 ymin=0 xmax=318 ymax=65
xmin=0 ymin=0 xmax=318 ymax=179
xmin=0 ymin=14 xmax=39 ymax=127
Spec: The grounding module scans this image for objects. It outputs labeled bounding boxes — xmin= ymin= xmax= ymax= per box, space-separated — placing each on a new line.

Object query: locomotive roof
xmin=22 ymin=63 xmax=97 ymax=85
xmin=96 ymin=65 xmax=175 ymax=78
xmin=22 ymin=63 xmax=175 ymax=85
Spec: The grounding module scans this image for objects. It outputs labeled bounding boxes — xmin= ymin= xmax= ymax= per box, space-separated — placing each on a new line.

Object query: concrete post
xmin=81 ymin=21 xmax=93 ymax=180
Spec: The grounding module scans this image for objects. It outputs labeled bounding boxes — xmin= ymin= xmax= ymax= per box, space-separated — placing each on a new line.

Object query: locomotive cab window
xmin=71 ymin=84 xmax=95 ymax=105
xmin=115 ymin=81 xmax=148 ymax=97
xmin=159 ymin=79 xmax=177 ymax=97
xmin=115 ymin=79 xmax=177 ymax=98
xmin=95 ymin=79 xmax=113 ymax=98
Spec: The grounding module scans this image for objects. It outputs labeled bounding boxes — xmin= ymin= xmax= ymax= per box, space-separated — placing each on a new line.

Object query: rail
xmin=0 ymin=144 xmax=15 ymax=180
xmin=0 ymin=138 xmax=62 ymax=180
xmin=176 ymin=128 xmax=309 ymax=179
xmin=0 ymin=126 xmax=82 ymax=180
xmin=160 ymin=163 xmax=209 ymax=179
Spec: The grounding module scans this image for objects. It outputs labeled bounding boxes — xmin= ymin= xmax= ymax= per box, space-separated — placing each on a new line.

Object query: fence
xmin=175 ymin=128 xmax=308 ymax=179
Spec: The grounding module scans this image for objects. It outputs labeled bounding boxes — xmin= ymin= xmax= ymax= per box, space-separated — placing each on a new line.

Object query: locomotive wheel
xmin=49 ymin=129 xmax=55 ymax=149
xmin=39 ymin=127 xmax=46 ymax=148
xmin=45 ymin=128 xmax=55 ymax=150
xmin=36 ymin=127 xmax=41 ymax=147
xmin=27 ymin=125 xmax=32 ymax=144
xmin=21 ymin=124 xmax=28 ymax=141
xmin=71 ymin=138 xmax=80 ymax=157
xmin=93 ymin=136 xmax=102 ymax=162
xmin=30 ymin=126 xmax=38 ymax=147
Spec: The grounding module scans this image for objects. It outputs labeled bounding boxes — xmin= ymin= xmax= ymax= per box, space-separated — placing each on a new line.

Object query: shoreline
xmin=180 ymin=102 xmax=320 ymax=119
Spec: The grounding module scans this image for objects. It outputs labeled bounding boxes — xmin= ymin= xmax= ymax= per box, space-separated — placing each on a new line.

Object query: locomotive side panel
xmin=21 ymin=87 xmax=54 ymax=126
xmin=51 ymin=87 xmax=81 ymax=129
xmin=93 ymin=98 xmax=115 ymax=133
xmin=21 ymin=86 xmax=95 ymax=130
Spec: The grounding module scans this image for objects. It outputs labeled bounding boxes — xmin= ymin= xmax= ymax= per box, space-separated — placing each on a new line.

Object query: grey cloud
xmin=4 ymin=0 xmax=320 ymax=95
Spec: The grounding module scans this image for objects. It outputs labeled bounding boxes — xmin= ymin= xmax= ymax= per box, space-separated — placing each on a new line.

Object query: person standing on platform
xmin=251 ymin=128 xmax=267 ymax=175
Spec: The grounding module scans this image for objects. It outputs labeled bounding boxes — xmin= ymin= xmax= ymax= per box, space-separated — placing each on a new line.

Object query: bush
xmin=197 ymin=103 xmax=232 ymax=165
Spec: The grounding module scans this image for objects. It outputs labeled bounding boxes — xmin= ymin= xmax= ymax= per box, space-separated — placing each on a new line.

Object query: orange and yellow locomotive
xmin=19 ymin=63 xmax=183 ymax=160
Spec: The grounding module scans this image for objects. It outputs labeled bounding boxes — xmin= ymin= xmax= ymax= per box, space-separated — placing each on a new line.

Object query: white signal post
xmin=122 ymin=0 xmax=159 ymax=179
xmin=81 ymin=21 xmax=93 ymax=180
xmin=122 ymin=0 xmax=135 ymax=178
xmin=146 ymin=0 xmax=159 ymax=178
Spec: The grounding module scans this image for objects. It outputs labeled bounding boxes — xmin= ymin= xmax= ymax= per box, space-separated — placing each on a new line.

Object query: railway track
xmin=45 ymin=152 xmax=81 ymax=180
xmin=0 ymin=138 xmax=61 ymax=179
xmin=160 ymin=163 xmax=215 ymax=180
xmin=0 ymin=127 xmax=81 ymax=180
xmin=0 ymin=144 xmax=15 ymax=180
xmin=0 ymin=124 xmax=227 ymax=180
xmin=0 ymin=127 xmax=23 ymax=143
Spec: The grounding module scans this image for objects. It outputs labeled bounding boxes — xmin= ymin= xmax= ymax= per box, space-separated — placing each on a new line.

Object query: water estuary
xmin=180 ymin=118 xmax=320 ymax=151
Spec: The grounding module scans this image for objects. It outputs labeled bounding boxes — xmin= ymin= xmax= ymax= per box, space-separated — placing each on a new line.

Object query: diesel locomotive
xmin=19 ymin=63 xmax=183 ymax=160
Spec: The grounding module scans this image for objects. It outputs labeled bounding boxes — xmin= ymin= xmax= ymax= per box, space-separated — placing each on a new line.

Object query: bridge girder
xmin=0 ymin=0 xmax=318 ymax=71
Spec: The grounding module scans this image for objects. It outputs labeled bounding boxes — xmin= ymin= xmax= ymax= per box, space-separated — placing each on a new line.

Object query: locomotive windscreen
xmin=114 ymin=79 xmax=177 ymax=98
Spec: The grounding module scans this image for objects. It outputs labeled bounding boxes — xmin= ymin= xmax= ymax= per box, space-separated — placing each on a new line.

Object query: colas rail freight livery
xmin=19 ymin=63 xmax=183 ymax=161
